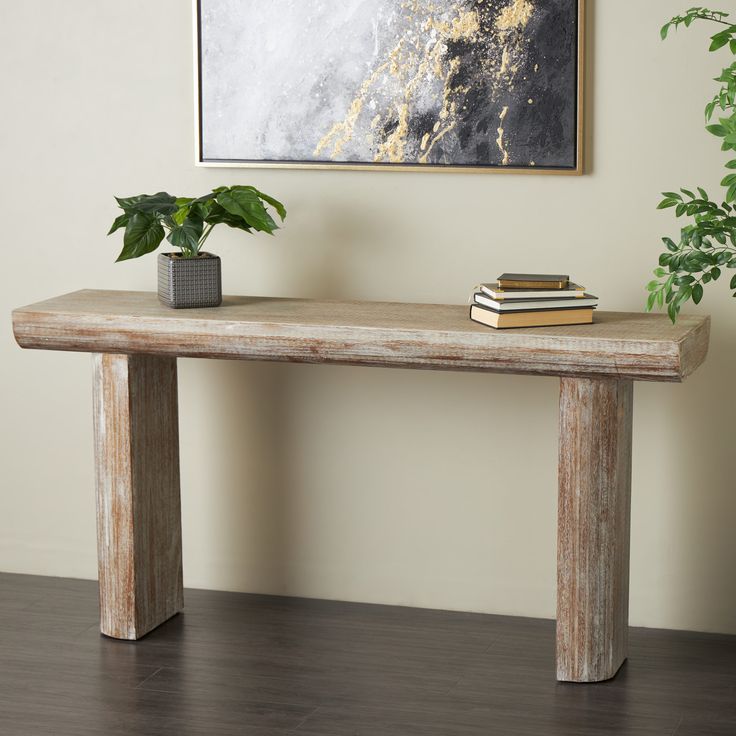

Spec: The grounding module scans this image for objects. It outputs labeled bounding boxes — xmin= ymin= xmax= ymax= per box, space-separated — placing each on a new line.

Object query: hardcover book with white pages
xmin=473 ymin=292 xmax=598 ymax=312
xmin=478 ymin=282 xmax=586 ymax=300
xmin=470 ymin=304 xmax=595 ymax=329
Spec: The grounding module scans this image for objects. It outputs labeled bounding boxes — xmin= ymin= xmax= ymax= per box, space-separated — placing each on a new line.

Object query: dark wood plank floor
xmin=0 ymin=573 xmax=734 ymax=735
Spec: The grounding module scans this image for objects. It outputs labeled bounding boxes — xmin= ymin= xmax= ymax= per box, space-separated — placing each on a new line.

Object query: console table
xmin=12 ymin=290 xmax=710 ymax=683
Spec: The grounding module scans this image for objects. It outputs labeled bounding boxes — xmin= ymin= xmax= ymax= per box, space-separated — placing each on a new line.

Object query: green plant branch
xmin=647 ymin=7 xmax=736 ymax=322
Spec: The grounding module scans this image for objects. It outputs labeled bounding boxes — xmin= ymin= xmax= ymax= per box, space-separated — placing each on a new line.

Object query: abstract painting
xmin=196 ymin=0 xmax=583 ymax=172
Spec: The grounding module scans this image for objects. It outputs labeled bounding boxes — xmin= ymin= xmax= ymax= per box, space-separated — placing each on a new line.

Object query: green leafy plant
xmin=108 ymin=186 xmax=286 ymax=261
xmin=647 ymin=7 xmax=736 ymax=322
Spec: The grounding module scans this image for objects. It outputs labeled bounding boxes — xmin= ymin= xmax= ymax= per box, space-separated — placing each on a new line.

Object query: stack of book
xmin=470 ymin=273 xmax=598 ymax=329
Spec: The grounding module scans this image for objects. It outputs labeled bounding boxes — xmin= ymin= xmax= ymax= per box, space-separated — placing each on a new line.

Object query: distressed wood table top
xmin=12 ymin=289 xmax=710 ymax=382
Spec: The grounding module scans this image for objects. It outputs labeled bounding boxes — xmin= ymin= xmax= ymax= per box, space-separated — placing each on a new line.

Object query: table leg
xmin=92 ymin=353 xmax=183 ymax=639
xmin=557 ymin=377 xmax=633 ymax=682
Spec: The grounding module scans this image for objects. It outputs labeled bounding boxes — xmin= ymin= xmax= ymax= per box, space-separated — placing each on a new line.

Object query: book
xmin=470 ymin=304 xmax=594 ymax=329
xmin=473 ymin=292 xmax=598 ymax=312
xmin=497 ymin=273 xmax=569 ymax=289
xmin=479 ymin=282 xmax=586 ymax=300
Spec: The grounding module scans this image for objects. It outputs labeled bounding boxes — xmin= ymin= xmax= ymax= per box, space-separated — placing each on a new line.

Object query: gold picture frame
xmin=194 ymin=0 xmax=585 ymax=175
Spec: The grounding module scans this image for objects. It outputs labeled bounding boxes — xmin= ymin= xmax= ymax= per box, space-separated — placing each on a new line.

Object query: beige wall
xmin=1 ymin=0 xmax=735 ymax=634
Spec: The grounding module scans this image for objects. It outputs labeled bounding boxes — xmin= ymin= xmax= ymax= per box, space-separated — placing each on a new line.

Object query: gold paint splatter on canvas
xmin=313 ymin=0 xmax=537 ymax=166
xmin=496 ymin=105 xmax=510 ymax=165
xmin=495 ymin=0 xmax=534 ymax=31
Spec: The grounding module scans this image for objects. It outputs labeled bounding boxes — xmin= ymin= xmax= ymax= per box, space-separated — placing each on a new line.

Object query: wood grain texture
xmin=2 ymin=572 xmax=735 ymax=736
xmin=92 ymin=353 xmax=183 ymax=639
xmin=13 ymin=289 xmax=709 ymax=381
xmin=557 ymin=377 xmax=633 ymax=682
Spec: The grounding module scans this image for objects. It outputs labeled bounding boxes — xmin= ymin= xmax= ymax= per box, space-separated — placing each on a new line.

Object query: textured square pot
xmin=158 ymin=252 xmax=222 ymax=309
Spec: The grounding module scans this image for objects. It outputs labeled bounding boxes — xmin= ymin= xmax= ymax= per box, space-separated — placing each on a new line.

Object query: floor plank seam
xmin=134 ymin=667 xmax=163 ymax=690
xmin=670 ymin=713 xmax=684 ymax=735
xmin=290 ymin=707 xmax=321 ymax=733
xmin=482 ymin=633 xmax=503 ymax=653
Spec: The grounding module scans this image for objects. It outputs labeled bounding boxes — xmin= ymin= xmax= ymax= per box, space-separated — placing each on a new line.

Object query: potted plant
xmin=646 ymin=7 xmax=736 ymax=322
xmin=108 ymin=185 xmax=286 ymax=308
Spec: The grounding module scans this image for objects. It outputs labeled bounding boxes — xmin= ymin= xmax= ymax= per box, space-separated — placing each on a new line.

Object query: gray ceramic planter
xmin=158 ymin=252 xmax=222 ymax=309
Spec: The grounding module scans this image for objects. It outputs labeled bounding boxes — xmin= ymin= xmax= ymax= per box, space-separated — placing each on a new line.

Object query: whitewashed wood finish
xmin=92 ymin=353 xmax=183 ymax=639
xmin=557 ymin=377 xmax=633 ymax=682
xmin=13 ymin=290 xmax=711 ymax=680
xmin=12 ymin=290 xmax=709 ymax=381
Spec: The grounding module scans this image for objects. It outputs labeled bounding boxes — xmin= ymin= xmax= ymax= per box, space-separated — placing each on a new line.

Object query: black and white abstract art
xmin=197 ymin=0 xmax=582 ymax=171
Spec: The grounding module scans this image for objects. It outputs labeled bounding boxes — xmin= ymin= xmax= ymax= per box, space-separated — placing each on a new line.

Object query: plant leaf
xmin=204 ymin=202 xmax=254 ymax=231
xmin=252 ymin=188 xmax=287 ymax=221
xmin=710 ymin=33 xmax=731 ymax=52
xmin=116 ymin=213 xmax=165 ymax=261
xmin=107 ymin=213 xmax=129 ymax=236
xmin=114 ymin=194 xmax=147 ymax=211
xmin=707 ymin=124 xmax=728 ymax=137
xmin=116 ymin=192 xmax=177 ymax=217
xmin=215 ymin=188 xmax=278 ymax=233
xmin=166 ymin=215 xmax=204 ymax=254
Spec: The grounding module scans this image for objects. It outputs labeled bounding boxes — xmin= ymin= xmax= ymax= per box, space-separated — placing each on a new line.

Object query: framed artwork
xmin=195 ymin=0 xmax=584 ymax=174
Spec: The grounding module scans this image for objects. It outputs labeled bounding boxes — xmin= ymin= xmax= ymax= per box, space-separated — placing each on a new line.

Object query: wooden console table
xmin=12 ymin=290 xmax=710 ymax=683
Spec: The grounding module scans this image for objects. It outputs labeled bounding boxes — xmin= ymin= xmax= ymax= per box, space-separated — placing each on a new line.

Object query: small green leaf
xmin=692 ymin=283 xmax=704 ymax=304
xmin=215 ymin=187 xmax=278 ymax=233
xmin=107 ymin=213 xmax=129 ymax=236
xmin=248 ymin=188 xmax=287 ymax=221
xmin=668 ymin=302 xmax=679 ymax=324
xmin=660 ymin=23 xmax=670 ymax=40
xmin=710 ymin=34 xmax=730 ymax=52
xmin=707 ymin=124 xmax=728 ymax=137
xmin=172 ymin=204 xmax=191 ymax=226
xmin=646 ymin=292 xmax=657 ymax=311
xmin=117 ymin=192 xmax=177 ymax=216
xmin=663 ymin=237 xmax=679 ymax=252
xmin=116 ymin=214 xmax=165 ymax=262
xmin=114 ymin=194 xmax=146 ymax=211
xmin=166 ymin=215 xmax=204 ymax=255
xmin=647 ymin=280 xmax=659 ymax=292
xmin=677 ymin=285 xmax=693 ymax=303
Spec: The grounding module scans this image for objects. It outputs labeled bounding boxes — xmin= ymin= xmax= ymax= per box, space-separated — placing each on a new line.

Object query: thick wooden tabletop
xmin=12 ymin=290 xmax=710 ymax=381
